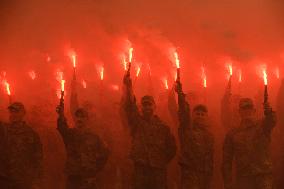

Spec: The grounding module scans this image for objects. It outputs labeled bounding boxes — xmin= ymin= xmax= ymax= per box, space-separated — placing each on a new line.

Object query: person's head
xmin=82 ymin=101 xmax=96 ymax=120
xmin=8 ymin=102 xmax=26 ymax=123
xmin=141 ymin=95 xmax=156 ymax=119
xmin=239 ymin=98 xmax=256 ymax=120
xmin=192 ymin=104 xmax=208 ymax=127
xmin=74 ymin=108 xmax=89 ymax=128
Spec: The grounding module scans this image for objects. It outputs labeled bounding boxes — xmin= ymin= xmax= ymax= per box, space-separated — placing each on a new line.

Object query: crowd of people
xmin=0 ymin=67 xmax=281 ymax=189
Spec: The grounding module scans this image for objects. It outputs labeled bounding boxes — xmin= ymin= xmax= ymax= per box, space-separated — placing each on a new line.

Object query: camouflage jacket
xmin=124 ymin=96 xmax=176 ymax=169
xmin=0 ymin=121 xmax=43 ymax=184
xmin=57 ymin=117 xmax=109 ymax=177
xmin=177 ymin=91 xmax=214 ymax=176
xmin=222 ymin=113 xmax=276 ymax=189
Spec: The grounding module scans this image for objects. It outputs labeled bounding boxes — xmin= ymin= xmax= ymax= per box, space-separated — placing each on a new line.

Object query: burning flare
xmin=275 ymin=67 xmax=280 ymax=79
xmin=82 ymin=80 xmax=87 ymax=89
xmin=72 ymin=54 xmax=76 ymax=68
xmin=163 ymin=78 xmax=169 ymax=90
xmin=4 ymin=81 xmax=11 ymax=96
xmin=227 ymin=63 xmax=233 ymax=76
xmin=100 ymin=67 xmax=104 ymax=81
xmin=263 ymin=69 xmax=268 ymax=86
xmin=201 ymin=67 xmax=207 ymax=88
xmin=129 ymin=48 xmax=134 ymax=63
xmin=28 ymin=70 xmax=36 ymax=80
xmin=136 ymin=66 xmax=141 ymax=77
xmin=238 ymin=69 xmax=242 ymax=83
xmin=123 ymin=56 xmax=127 ymax=71
xmin=174 ymin=52 xmax=180 ymax=69
xmin=61 ymin=80 xmax=65 ymax=92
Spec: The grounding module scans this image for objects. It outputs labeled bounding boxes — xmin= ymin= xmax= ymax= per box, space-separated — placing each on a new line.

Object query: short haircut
xmin=193 ymin=104 xmax=208 ymax=113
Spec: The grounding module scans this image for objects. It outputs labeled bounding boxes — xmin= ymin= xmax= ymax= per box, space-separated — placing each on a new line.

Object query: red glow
xmin=238 ymin=69 xmax=242 ymax=83
xmin=201 ymin=67 xmax=207 ymax=88
xmin=28 ymin=70 xmax=36 ymax=80
xmin=111 ymin=84 xmax=119 ymax=91
xmin=82 ymin=80 xmax=87 ymax=88
xmin=275 ymin=67 xmax=280 ymax=79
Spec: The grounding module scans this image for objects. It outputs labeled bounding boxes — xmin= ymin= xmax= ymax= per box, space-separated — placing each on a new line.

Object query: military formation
xmin=0 ymin=68 xmax=278 ymax=189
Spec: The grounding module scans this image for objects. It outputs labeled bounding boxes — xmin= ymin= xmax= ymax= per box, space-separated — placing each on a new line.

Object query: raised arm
xmin=70 ymin=72 xmax=79 ymax=121
xmin=168 ymin=85 xmax=178 ymax=125
xmin=175 ymin=81 xmax=190 ymax=128
xmin=221 ymin=78 xmax=233 ymax=129
xmin=122 ymin=73 xmax=140 ymax=135
xmin=263 ymin=103 xmax=277 ymax=134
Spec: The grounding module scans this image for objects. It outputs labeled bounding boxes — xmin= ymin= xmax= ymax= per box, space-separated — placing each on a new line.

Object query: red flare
xmin=227 ymin=63 xmax=233 ymax=76
xmin=61 ymin=80 xmax=65 ymax=92
xmin=4 ymin=81 xmax=11 ymax=96
xmin=100 ymin=67 xmax=104 ymax=81
xmin=82 ymin=80 xmax=87 ymax=89
xmin=238 ymin=69 xmax=242 ymax=83
xmin=263 ymin=69 xmax=268 ymax=86
xmin=129 ymin=48 xmax=134 ymax=63
xmin=201 ymin=67 xmax=207 ymax=88
xmin=275 ymin=67 xmax=280 ymax=79
xmin=174 ymin=52 xmax=180 ymax=69
xmin=163 ymin=78 xmax=169 ymax=90
xmin=72 ymin=54 xmax=76 ymax=68
xmin=28 ymin=70 xmax=36 ymax=80
xmin=136 ymin=66 xmax=141 ymax=77
xmin=123 ymin=56 xmax=127 ymax=71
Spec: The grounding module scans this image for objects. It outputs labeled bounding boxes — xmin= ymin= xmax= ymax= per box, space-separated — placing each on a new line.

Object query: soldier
xmin=222 ymin=98 xmax=276 ymax=189
xmin=56 ymin=104 xmax=109 ymax=189
xmin=175 ymin=80 xmax=214 ymax=189
xmin=123 ymin=72 xmax=176 ymax=189
xmin=0 ymin=102 xmax=43 ymax=189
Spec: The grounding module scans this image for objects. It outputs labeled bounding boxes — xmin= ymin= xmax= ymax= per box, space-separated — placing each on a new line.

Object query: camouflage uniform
xmin=222 ymin=100 xmax=276 ymax=189
xmin=177 ymin=87 xmax=214 ymax=189
xmin=124 ymin=95 xmax=176 ymax=189
xmin=0 ymin=121 xmax=43 ymax=189
xmin=57 ymin=116 xmax=109 ymax=189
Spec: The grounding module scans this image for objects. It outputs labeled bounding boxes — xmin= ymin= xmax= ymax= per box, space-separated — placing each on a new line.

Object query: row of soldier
xmin=0 ymin=68 xmax=277 ymax=189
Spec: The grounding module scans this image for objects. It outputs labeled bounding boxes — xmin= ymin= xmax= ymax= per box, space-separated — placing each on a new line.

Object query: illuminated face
xmin=141 ymin=101 xmax=156 ymax=118
xmin=9 ymin=109 xmax=25 ymax=123
xmin=75 ymin=114 xmax=88 ymax=128
xmin=192 ymin=110 xmax=208 ymax=127
xmin=239 ymin=107 xmax=256 ymax=120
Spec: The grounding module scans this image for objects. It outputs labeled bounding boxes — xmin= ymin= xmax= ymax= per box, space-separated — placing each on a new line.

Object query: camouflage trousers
xmin=181 ymin=168 xmax=211 ymax=189
xmin=133 ymin=164 xmax=167 ymax=189
xmin=235 ymin=174 xmax=273 ymax=189
xmin=66 ymin=175 xmax=97 ymax=189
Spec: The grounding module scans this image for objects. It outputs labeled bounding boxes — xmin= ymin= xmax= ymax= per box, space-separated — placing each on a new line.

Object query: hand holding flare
xmin=4 ymin=80 xmax=12 ymax=104
xmin=57 ymin=79 xmax=65 ymax=116
xmin=262 ymin=68 xmax=272 ymax=116
xmin=127 ymin=48 xmax=134 ymax=76
xmin=174 ymin=52 xmax=180 ymax=82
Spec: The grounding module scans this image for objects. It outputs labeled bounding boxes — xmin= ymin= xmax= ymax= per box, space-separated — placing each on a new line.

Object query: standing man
xmin=57 ymin=103 xmax=109 ymax=189
xmin=222 ymin=98 xmax=276 ymax=189
xmin=123 ymin=72 xmax=176 ymax=189
xmin=175 ymin=80 xmax=214 ymax=189
xmin=0 ymin=102 xmax=43 ymax=189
